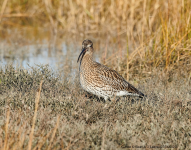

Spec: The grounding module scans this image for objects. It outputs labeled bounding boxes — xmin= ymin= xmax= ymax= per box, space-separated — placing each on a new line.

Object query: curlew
xmin=77 ymin=39 xmax=144 ymax=101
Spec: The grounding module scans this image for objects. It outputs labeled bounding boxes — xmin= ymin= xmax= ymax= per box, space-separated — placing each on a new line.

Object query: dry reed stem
xmin=28 ymin=80 xmax=43 ymax=150
xmin=12 ymin=121 xmax=26 ymax=150
xmin=168 ymin=29 xmax=191 ymax=57
xmin=126 ymin=35 xmax=129 ymax=81
xmin=0 ymin=0 xmax=8 ymax=22
xmin=44 ymin=0 xmax=57 ymax=35
xmin=128 ymin=44 xmax=146 ymax=65
xmin=165 ymin=0 xmax=170 ymax=70
xmin=102 ymin=37 xmax=109 ymax=65
xmin=33 ymin=129 xmax=53 ymax=150
xmin=47 ymin=116 xmax=60 ymax=150
xmin=3 ymin=108 xmax=10 ymax=150
xmin=2 ymin=14 xmax=33 ymax=18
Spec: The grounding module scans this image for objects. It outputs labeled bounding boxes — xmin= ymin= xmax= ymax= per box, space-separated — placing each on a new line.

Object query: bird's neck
xmin=80 ymin=53 xmax=94 ymax=70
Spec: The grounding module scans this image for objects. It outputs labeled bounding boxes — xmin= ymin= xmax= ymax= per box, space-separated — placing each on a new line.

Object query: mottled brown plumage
xmin=77 ymin=39 xmax=144 ymax=101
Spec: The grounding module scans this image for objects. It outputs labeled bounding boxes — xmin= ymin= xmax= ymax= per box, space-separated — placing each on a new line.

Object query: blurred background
xmin=0 ymin=0 xmax=191 ymax=80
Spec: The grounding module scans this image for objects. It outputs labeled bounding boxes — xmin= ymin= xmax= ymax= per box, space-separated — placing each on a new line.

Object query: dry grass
xmin=0 ymin=0 xmax=191 ymax=77
xmin=0 ymin=65 xmax=191 ymax=149
xmin=28 ymin=80 xmax=42 ymax=150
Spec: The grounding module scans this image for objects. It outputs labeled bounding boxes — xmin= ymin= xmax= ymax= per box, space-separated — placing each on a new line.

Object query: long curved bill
xmin=77 ymin=48 xmax=87 ymax=63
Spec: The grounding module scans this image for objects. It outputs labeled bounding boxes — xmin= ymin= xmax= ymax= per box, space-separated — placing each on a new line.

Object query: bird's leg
xmin=98 ymin=96 xmax=101 ymax=102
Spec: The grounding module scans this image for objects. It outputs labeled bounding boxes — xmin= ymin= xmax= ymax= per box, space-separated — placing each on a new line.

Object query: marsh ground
xmin=0 ymin=62 xmax=191 ymax=149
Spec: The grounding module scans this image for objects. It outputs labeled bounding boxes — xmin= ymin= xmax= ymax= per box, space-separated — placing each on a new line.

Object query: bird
xmin=77 ymin=39 xmax=144 ymax=101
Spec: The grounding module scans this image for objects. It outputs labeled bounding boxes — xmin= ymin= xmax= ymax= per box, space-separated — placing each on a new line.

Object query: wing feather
xmin=92 ymin=62 xmax=144 ymax=96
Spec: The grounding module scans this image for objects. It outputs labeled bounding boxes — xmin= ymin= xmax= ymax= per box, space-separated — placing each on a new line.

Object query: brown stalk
xmin=102 ymin=37 xmax=109 ymax=65
xmin=12 ymin=122 xmax=26 ymax=150
xmin=2 ymin=14 xmax=33 ymax=18
xmin=126 ymin=34 xmax=129 ymax=81
xmin=3 ymin=108 xmax=10 ymax=150
xmin=168 ymin=29 xmax=191 ymax=58
xmin=44 ymin=0 xmax=57 ymax=35
xmin=165 ymin=0 xmax=169 ymax=70
xmin=33 ymin=129 xmax=53 ymax=150
xmin=28 ymin=80 xmax=43 ymax=150
xmin=0 ymin=0 xmax=8 ymax=22
xmin=47 ymin=116 xmax=60 ymax=150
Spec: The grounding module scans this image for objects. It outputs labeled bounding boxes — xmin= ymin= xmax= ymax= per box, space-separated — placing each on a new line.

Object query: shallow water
xmin=0 ymin=28 xmax=127 ymax=78
xmin=0 ymin=39 xmax=103 ymax=78
xmin=0 ymin=41 xmax=73 ymax=73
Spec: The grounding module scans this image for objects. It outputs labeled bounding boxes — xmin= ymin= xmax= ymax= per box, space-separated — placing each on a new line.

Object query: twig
xmin=28 ymin=80 xmax=43 ymax=150
xmin=3 ymin=108 xmax=10 ymax=150
xmin=2 ymin=13 xmax=33 ymax=18
xmin=44 ymin=0 xmax=57 ymax=35
xmin=47 ymin=116 xmax=60 ymax=150
xmin=0 ymin=0 xmax=8 ymax=22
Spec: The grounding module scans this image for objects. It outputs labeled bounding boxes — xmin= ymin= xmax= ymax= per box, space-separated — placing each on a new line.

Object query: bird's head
xmin=77 ymin=39 xmax=93 ymax=63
